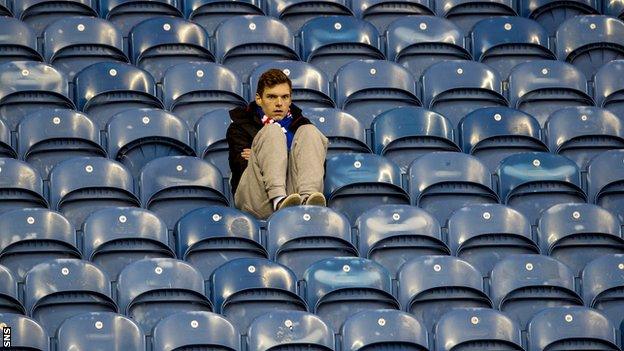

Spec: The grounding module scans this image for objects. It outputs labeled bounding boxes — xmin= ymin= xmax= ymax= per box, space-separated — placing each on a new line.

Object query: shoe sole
xmin=277 ymin=194 xmax=302 ymax=210
xmin=304 ymin=193 xmax=326 ymax=207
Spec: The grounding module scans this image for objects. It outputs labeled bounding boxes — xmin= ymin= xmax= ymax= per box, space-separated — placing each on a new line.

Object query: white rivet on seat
xmin=163 ymin=23 xmax=171 ymax=31
xmin=354 ymin=161 xmax=361 ymax=168
xmin=392 ymin=213 xmax=400 ymax=221
xmin=283 ymin=69 xmax=290 ymax=76
xmin=541 ymin=68 xmax=548 ymax=75
xmin=155 ymin=267 xmax=163 ymax=274
xmin=21 ymin=69 xmax=29 ymax=76
xmin=378 ymin=318 xmax=386 ymax=326
xmin=303 ymin=213 xmax=311 ymax=221
xmin=318 ymin=117 xmax=325 ymax=123
xmin=456 ymin=68 xmax=463 ymax=74
xmin=471 ymin=316 xmax=479 ymax=325
xmin=212 ymin=214 xmax=222 ymax=222
xmin=95 ymin=321 xmax=103 ymax=329
xmin=284 ymin=319 xmax=293 ymax=328
xmin=342 ymin=265 xmax=351 ymax=272
xmin=433 ymin=264 xmax=442 ymax=272
xmin=419 ymin=23 xmax=427 ymax=30
xmin=176 ymin=165 xmax=183 ymax=171
xmin=85 ymin=165 xmax=93 ymax=173
xmin=494 ymin=114 xmax=502 ymax=121
xmin=77 ymin=24 xmax=85 ymax=31
xmin=580 ymin=115 xmax=588 ymax=121
xmin=248 ymin=265 xmax=256 ymax=273
xmin=504 ymin=23 xmax=512 ymax=30
xmin=533 ymin=159 xmax=540 ymax=167
xmin=109 ymin=69 xmax=117 ymax=76
xmin=565 ymin=314 xmax=573 ymax=322
xmin=61 ymin=267 xmax=70 ymax=275
xmin=27 ymin=216 xmax=35 ymax=224
xmin=619 ymin=263 xmax=624 ymax=270
xmin=142 ymin=116 xmax=150 ymax=124
xmin=52 ymin=116 xmax=61 ymax=124
xmin=589 ymin=23 xmax=596 ymax=30
xmin=119 ymin=215 xmax=127 ymax=223
xmin=572 ymin=211 xmax=581 ymax=219
xmin=196 ymin=70 xmax=204 ymax=78
xmin=191 ymin=320 xmax=199 ymax=328
xmin=525 ymin=263 xmax=533 ymax=271
xmin=334 ymin=22 xmax=342 ymax=30
xmin=370 ymin=68 xmax=376 ymax=75
xmin=249 ymin=23 xmax=256 ymax=30
xmin=482 ymin=212 xmax=491 ymax=220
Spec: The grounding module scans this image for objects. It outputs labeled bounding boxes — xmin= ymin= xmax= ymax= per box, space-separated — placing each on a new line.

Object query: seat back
xmin=57 ymin=312 xmax=145 ymax=351
xmin=0 ymin=17 xmax=42 ymax=64
xmin=520 ymin=0 xmax=599 ymax=36
xmin=351 ymin=0 xmax=433 ymax=33
xmin=249 ymin=311 xmax=335 ymax=351
xmin=0 ymin=119 xmax=14 ymax=158
xmin=303 ymin=108 xmax=369 ymax=155
xmin=0 ymin=158 xmax=47 ymax=214
xmin=153 ymin=311 xmax=241 ymax=351
xmin=587 ymin=150 xmax=624 ymax=223
xmin=266 ymin=0 xmax=353 ymax=33
xmin=582 ymin=254 xmax=624 ymax=328
xmin=0 ymin=265 xmax=25 ymax=314
xmin=184 ymin=0 xmax=264 ymax=37
xmin=0 ymin=314 xmax=49 ymax=351
xmin=15 ymin=0 xmax=98 ymax=36
xmin=434 ymin=0 xmax=517 ymax=35
xmin=594 ymin=60 xmax=624 ymax=119
xmin=100 ymin=0 xmax=183 ymax=37
xmin=195 ymin=109 xmax=234 ymax=177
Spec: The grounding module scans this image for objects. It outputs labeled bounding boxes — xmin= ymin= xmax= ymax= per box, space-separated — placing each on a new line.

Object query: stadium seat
xmin=520 ymin=0 xmax=599 ymax=37
xmin=249 ymin=61 xmax=334 ymax=109
xmin=299 ymin=16 xmax=384 ymax=79
xmin=434 ymin=0 xmax=517 ymax=35
xmin=587 ymin=150 xmax=624 ymax=223
xmin=117 ymin=258 xmax=212 ymax=334
xmin=195 ymin=109 xmax=233 ymax=177
xmin=397 ymin=255 xmax=491 ymax=332
xmin=0 ymin=61 xmax=74 ymax=131
xmin=497 ymin=152 xmax=586 ymax=225
xmin=435 ymin=308 xmax=523 ymax=351
xmin=0 ymin=119 xmax=14 ymax=158
xmin=175 ymin=206 xmax=266 ymax=280
xmin=421 ymin=60 xmax=508 ymax=127
xmin=408 ymin=152 xmax=498 ymax=226
xmin=100 ymin=0 xmax=184 ymax=38
xmin=0 ymin=208 xmax=80 ymax=282
xmin=74 ymin=62 xmax=163 ymax=131
xmin=24 ymin=259 xmax=117 ymax=336
xmin=334 ymin=60 xmax=421 ymax=128
xmin=470 ymin=17 xmax=555 ymax=79
xmin=324 ymin=153 xmax=410 ymax=223
xmin=447 ymin=204 xmax=538 ymax=278
xmin=83 ymin=207 xmax=175 ymax=283
xmin=184 ymin=0 xmax=264 ymax=37
xmin=527 ymin=306 xmax=620 ymax=351
xmin=214 ymin=15 xmax=298 ymax=81
xmin=556 ymin=15 xmax=624 ymax=80
xmin=355 ymin=204 xmax=449 ymax=277
xmin=267 ymin=206 xmax=357 ymax=279
xmin=162 ymin=62 xmax=246 ymax=128
xmin=606 ymin=0 xmax=624 ymax=20
xmin=351 ymin=0 xmax=433 ymax=34
xmin=582 ymin=254 xmax=624 ymax=327
xmin=249 ymin=311 xmax=335 ymax=351
xmin=129 ymin=17 xmax=214 ymax=84
xmin=0 ymin=17 xmax=43 ymax=64
xmin=57 ymin=312 xmax=145 ymax=351
xmin=545 ymin=107 xmax=624 ymax=171
xmin=14 ymin=0 xmax=98 ymax=36
xmin=507 ymin=60 xmax=593 ymax=126
xmin=372 ymin=107 xmax=459 ymax=172
xmin=302 ymin=108 xmax=370 ymax=155
xmin=153 ymin=311 xmax=241 ymax=351
xmin=139 ymin=156 xmax=229 ymax=230
xmin=17 ymin=108 xmax=106 ymax=179
xmin=0 ymin=314 xmax=48 ymax=351
xmin=490 ymin=254 xmax=582 ymax=329
xmin=459 ymin=107 xmax=547 ymax=172
xmin=211 ymin=258 xmax=307 ymax=332
xmin=303 ymin=257 xmax=399 ymax=332
xmin=106 ymin=108 xmax=195 ymax=179
xmin=48 ymin=157 xmax=140 ymax=228
xmin=594 ymin=60 xmax=624 ymax=119
xmin=266 ymin=0 xmax=353 ymax=33
xmin=0 ymin=158 xmax=47 ymax=214
xmin=0 ymin=265 xmax=25 ymax=314
xmin=42 ymin=17 xmax=128 ymax=81
xmin=0 ymin=0 xmax=10 ymax=16
xmin=386 ymin=16 xmax=470 ymax=81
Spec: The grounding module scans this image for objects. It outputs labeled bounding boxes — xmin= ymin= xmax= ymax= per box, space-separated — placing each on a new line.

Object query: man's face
xmin=255 ymin=83 xmax=292 ymax=121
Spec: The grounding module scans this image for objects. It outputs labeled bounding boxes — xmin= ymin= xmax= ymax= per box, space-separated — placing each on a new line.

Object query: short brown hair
xmin=256 ymin=69 xmax=292 ymax=96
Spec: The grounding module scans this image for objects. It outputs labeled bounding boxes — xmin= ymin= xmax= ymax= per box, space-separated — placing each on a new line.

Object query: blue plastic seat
xmin=153 ymin=311 xmax=241 ymax=351
xmin=184 ymin=0 xmax=264 ymax=37
xmin=0 ymin=314 xmax=49 ymax=351
xmin=162 ymin=62 xmax=246 ymax=128
xmin=267 ymin=206 xmax=357 ymax=279
xmin=545 ymin=107 xmax=624 ymax=171
xmin=527 ymin=307 xmax=620 ymax=351
xmin=398 ymin=255 xmax=491 ymax=332
xmin=355 ymin=204 xmax=448 ymax=277
xmin=421 ymin=60 xmax=508 ymax=127
xmin=582 ymin=254 xmax=624 ymax=328
xmin=606 ymin=0 xmax=624 ymax=20
xmin=266 ymin=0 xmax=353 ymax=33
xmin=129 ymin=17 xmax=214 ymax=84
xmin=447 ymin=204 xmax=538 ymax=278
xmin=195 ymin=109 xmax=233 ymax=177
xmin=24 ymin=259 xmax=117 ymax=336
xmin=303 ymin=257 xmax=399 ymax=332
xmin=107 ymin=108 xmax=195 ymax=179
xmin=214 ymin=15 xmax=298 ymax=81
xmin=386 ymin=16 xmax=470 ymax=81
xmin=57 ymin=312 xmax=145 ymax=351
xmin=250 ymin=61 xmax=334 ymax=109
xmin=507 ymin=60 xmax=593 ymax=126
xmin=17 ymin=108 xmax=106 ymax=179
xmin=74 ymin=62 xmax=163 ymax=131
xmin=0 ymin=17 xmax=43 ymax=64
xmin=490 ymin=254 xmax=582 ymax=329
xmin=408 ymin=152 xmax=498 ymax=226
xmin=302 ymin=108 xmax=370 ymax=155
xmin=435 ymin=308 xmax=523 ymax=351
xmin=175 ymin=206 xmax=266 ymax=280
xmin=470 ymin=17 xmax=554 ymax=79
xmin=334 ymin=60 xmax=421 ymax=128
xmin=83 ymin=207 xmax=175 ymax=283
xmin=0 ymin=61 xmax=74 ymax=131
xmin=139 ymin=156 xmax=229 ymax=230
xmin=0 ymin=158 xmax=47 ymax=214
xmin=520 ymin=0 xmax=598 ymax=37
xmin=587 ymin=150 xmax=624 ymax=223
xmin=249 ymin=311 xmax=334 ymax=351
xmin=497 ymin=152 xmax=586 ymax=225
xmin=434 ymin=0 xmax=517 ymax=35
xmin=372 ymin=107 xmax=459 ymax=173
xmin=0 ymin=209 xmax=80 ymax=282
xmin=0 ymin=0 xmax=10 ymax=16
xmin=324 ymin=153 xmax=410 ymax=223
xmin=342 ymin=310 xmax=430 ymax=351
xmin=211 ymin=258 xmax=307 ymax=332
xmin=0 ymin=265 xmax=25 ymax=314
xmin=0 ymin=119 xmax=14 ymax=158
xmin=43 ymin=17 xmax=128 ymax=81
xmin=14 ymin=0 xmax=98 ymax=36
xmin=556 ymin=15 xmax=624 ymax=80
xmin=100 ymin=0 xmax=183 ymax=37
xmin=299 ymin=16 xmax=384 ymax=79
xmin=48 ymin=157 xmax=140 ymax=228
xmin=594 ymin=60 xmax=624 ymax=119
xmin=351 ymin=0 xmax=433 ymax=34
xmin=459 ymin=107 xmax=547 ymax=172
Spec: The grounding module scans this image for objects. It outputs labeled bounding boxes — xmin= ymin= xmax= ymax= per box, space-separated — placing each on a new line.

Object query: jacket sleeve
xmin=226 ymin=122 xmax=250 ymax=194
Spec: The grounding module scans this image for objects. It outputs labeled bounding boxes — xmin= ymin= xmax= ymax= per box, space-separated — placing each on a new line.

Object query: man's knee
xmin=253 ymin=123 xmax=286 ymax=149
xmin=295 ymin=124 xmax=326 ymax=142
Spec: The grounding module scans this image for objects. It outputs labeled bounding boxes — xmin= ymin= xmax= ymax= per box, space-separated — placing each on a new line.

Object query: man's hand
xmin=241 ymin=148 xmax=251 ymax=161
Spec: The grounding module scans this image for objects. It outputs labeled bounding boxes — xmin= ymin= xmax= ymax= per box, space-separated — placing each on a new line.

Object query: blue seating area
xmin=3 ymin=1 xmax=624 ymax=350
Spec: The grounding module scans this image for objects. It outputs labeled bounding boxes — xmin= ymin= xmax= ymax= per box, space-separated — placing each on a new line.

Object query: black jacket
xmin=227 ymin=102 xmax=312 ymax=195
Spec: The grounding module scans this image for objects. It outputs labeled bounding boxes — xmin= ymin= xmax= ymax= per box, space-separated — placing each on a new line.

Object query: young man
xmin=227 ymin=69 xmax=329 ymax=219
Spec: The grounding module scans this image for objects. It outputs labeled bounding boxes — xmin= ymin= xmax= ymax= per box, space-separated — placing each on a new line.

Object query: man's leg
xmin=287 ymin=124 xmax=329 ymax=199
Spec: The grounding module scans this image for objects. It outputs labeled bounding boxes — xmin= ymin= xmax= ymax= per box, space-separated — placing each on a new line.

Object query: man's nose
xmin=275 ymin=98 xmax=283 ymax=106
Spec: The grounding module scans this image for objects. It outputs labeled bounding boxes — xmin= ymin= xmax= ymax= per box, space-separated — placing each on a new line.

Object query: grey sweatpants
xmin=234 ymin=123 xmax=328 ymax=219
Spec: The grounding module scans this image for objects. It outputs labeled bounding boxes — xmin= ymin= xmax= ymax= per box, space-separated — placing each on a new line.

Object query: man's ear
xmin=255 ymin=93 xmax=262 ymax=105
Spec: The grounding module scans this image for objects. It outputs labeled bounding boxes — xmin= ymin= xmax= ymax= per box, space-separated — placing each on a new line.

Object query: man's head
xmin=255 ymin=69 xmax=292 ymax=121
